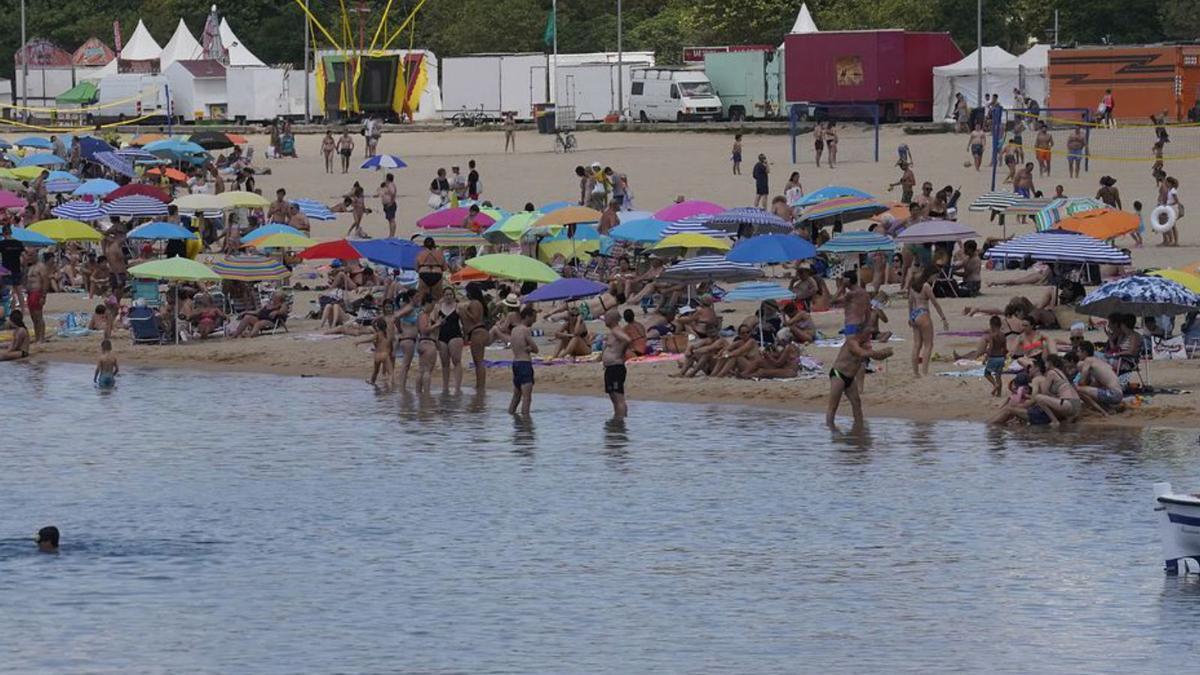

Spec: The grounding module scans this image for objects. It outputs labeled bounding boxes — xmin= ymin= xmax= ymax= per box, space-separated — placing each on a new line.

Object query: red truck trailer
xmin=783 ymin=30 xmax=962 ymax=121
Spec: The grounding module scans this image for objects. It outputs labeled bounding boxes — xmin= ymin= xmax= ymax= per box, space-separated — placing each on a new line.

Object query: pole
xmin=1054 ymin=10 xmax=1059 ymax=47
xmin=616 ymin=0 xmax=623 ymax=119
xmin=551 ymin=0 xmax=559 ymax=105
xmin=976 ymin=0 xmax=983 ymax=109
xmin=304 ymin=0 xmax=311 ymax=122
xmin=20 ymin=0 xmax=28 ymax=110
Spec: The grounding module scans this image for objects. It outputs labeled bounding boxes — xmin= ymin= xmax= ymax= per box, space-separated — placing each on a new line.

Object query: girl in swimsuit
xmin=415 ymin=237 xmax=446 ymax=302
xmin=1013 ymin=315 xmax=1050 ymax=363
xmin=436 ymin=286 xmax=465 ymax=393
xmin=825 ymin=122 xmax=839 ymax=168
xmin=907 ymin=268 xmax=949 ymax=377
xmin=1 ymin=311 xmax=31 ymax=361
xmin=1031 ymin=355 xmax=1083 ymax=424
xmin=393 ymin=292 xmax=419 ymax=389
xmin=552 ymin=308 xmax=591 ymax=359
xmin=460 ymin=284 xmax=490 ymax=391
xmin=416 ymin=296 xmax=442 ymax=394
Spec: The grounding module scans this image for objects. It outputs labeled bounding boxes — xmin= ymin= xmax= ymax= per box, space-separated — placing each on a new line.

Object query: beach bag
xmin=1152 ymin=336 xmax=1187 ymax=361
xmin=1096 ymin=103 xmax=1107 ymax=115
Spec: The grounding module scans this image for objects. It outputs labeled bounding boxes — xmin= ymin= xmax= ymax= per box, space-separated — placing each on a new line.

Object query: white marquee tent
xmin=990 ymin=45 xmax=1050 ymax=111
xmin=219 ymin=18 xmax=266 ymax=67
xmin=160 ymin=20 xmax=203 ymax=70
xmin=790 ymin=3 xmax=819 ymax=35
xmin=931 ymin=46 xmax=1015 ymax=121
xmin=120 ymin=20 xmax=162 ymax=62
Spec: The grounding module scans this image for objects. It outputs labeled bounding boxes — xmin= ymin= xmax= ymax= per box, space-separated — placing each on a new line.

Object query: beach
xmin=13 ymin=124 xmax=1198 ymax=428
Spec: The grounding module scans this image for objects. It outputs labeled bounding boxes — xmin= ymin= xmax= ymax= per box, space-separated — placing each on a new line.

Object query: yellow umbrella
xmin=532 ymin=206 xmax=602 ymax=227
xmin=173 ymin=194 xmax=228 ymax=211
xmin=8 ymin=166 xmax=48 ymax=180
xmin=537 ymin=238 xmax=599 ymax=264
xmin=129 ymin=256 xmax=220 ymax=282
xmin=649 ymin=233 xmax=731 ymax=257
xmin=1148 ymin=269 xmax=1200 ymax=293
xmin=246 ymin=232 xmax=317 ymax=249
xmin=28 ymin=218 xmax=101 ymax=242
xmin=218 ymin=191 xmax=271 ymax=208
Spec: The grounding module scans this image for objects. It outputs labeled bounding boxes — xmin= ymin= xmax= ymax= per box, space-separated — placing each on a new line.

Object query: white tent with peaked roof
xmin=790 ymin=3 xmax=819 ymax=34
xmin=219 ymin=18 xmax=266 ymax=67
xmin=120 ymin=20 xmax=162 ymax=62
xmin=991 ymin=44 xmax=1050 ymax=109
xmin=160 ymin=20 xmax=203 ymax=70
xmin=931 ymin=46 xmax=1016 ymax=120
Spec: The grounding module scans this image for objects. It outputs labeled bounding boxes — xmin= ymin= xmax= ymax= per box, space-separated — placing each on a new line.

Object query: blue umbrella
xmin=792 ymin=186 xmax=874 ymax=207
xmin=72 ymin=178 xmax=121 ymax=197
xmin=542 ymin=223 xmax=601 ymax=242
xmin=817 ymin=231 xmax=895 ymax=255
xmin=727 ymin=234 xmax=817 ymax=264
xmin=114 ymin=148 xmax=160 ymax=162
xmin=1078 ymin=276 xmax=1199 ymax=317
xmin=17 ymin=153 xmax=66 ymax=167
xmin=92 ymin=151 xmax=135 ymax=178
xmin=126 ymin=221 xmax=197 ymax=240
xmin=46 ymin=170 xmax=76 ymax=182
xmin=143 ymin=139 xmax=207 ymax=156
xmin=609 ymin=218 xmax=670 ymax=244
xmin=77 ymin=137 xmax=114 ymax=161
xmin=982 ymin=230 xmax=1130 ymax=266
xmin=10 ymin=227 xmax=56 ymax=245
xmin=243 ymin=223 xmax=304 ymax=241
xmin=361 ymin=154 xmax=408 ymax=170
xmin=14 ymin=137 xmax=52 ymax=149
xmin=351 ymin=239 xmax=421 ymax=269
xmin=721 ymin=282 xmax=795 ymax=302
xmin=709 ymin=207 xmax=794 ymax=235
xmin=522 ymin=278 xmax=609 ymax=303
xmin=104 ymin=195 xmax=169 ymax=218
xmin=51 ymin=200 xmax=106 ymax=221
xmin=660 ymin=255 xmax=763 ymax=283
xmin=45 ymin=179 xmax=82 ymax=194
xmin=539 ymin=201 xmax=573 ymax=213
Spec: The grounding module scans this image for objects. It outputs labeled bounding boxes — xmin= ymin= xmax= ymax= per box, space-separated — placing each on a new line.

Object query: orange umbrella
xmin=129 ymin=133 xmax=166 ymax=147
xmin=1055 ymin=208 xmax=1138 ymax=240
xmin=226 ymin=133 xmax=249 ymax=145
xmin=870 ymin=202 xmax=909 ymax=224
xmin=450 ymin=267 xmax=490 ymax=284
xmin=533 ymin=206 xmax=602 ymax=227
xmin=145 ymin=167 xmax=188 ymax=182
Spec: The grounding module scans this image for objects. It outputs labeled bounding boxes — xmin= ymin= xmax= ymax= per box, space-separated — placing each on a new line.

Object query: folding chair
xmin=130 ymin=279 xmax=162 ymax=307
xmin=128 ymin=306 xmax=163 ymax=345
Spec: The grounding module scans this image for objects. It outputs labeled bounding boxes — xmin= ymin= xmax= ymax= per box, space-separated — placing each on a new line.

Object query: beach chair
xmin=128 ymin=306 xmax=163 ymax=345
xmin=130 ymin=279 xmax=162 ymax=307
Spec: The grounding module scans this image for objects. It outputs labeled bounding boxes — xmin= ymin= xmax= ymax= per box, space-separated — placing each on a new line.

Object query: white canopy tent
xmin=160 ymin=20 xmax=203 ymax=70
xmin=120 ymin=20 xmax=163 ymax=62
xmin=991 ymin=45 xmax=1050 ymax=111
xmin=790 ymin=3 xmax=819 ymax=35
xmin=931 ymin=46 xmax=1015 ymax=121
xmin=219 ymin=18 xmax=266 ymax=67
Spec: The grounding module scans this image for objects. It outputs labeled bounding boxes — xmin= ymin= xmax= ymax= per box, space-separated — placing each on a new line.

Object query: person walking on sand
xmin=377 ymin=173 xmax=398 ymax=238
xmin=825 ymin=331 xmax=893 ymax=428
xmin=321 ymin=130 xmax=336 ymax=173
xmin=1066 ymin=126 xmax=1087 ymax=179
xmin=888 ymin=160 xmax=916 ymax=204
xmin=503 ymin=112 xmax=516 ymax=153
xmin=507 ymin=306 xmax=538 ymax=415
xmin=967 ymin=123 xmax=987 ymax=171
xmin=1034 ymin=123 xmax=1053 ymax=176
xmin=336 ymin=130 xmax=355 ymax=173
xmin=907 ymin=267 xmax=949 ymax=377
xmin=1164 ymin=176 xmax=1183 ymax=247
xmin=825 ymin=121 xmax=839 ymax=167
xmin=602 ymin=309 xmax=630 ymax=420
xmin=814 ymin=122 xmax=826 ymax=167
xmin=24 ymin=251 xmax=49 ymax=343
xmin=752 ymin=154 xmax=770 ymax=209
xmin=731 ymin=134 xmax=743 ymax=175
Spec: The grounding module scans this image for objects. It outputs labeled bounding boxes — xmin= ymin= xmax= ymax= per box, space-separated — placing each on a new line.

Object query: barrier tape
xmin=1011 ymin=142 xmax=1200 ymax=163
xmin=1013 ymin=110 xmax=1200 ymax=130
xmin=0 ymin=112 xmax=160 ymax=132
xmin=0 ymin=93 xmax=146 ymax=114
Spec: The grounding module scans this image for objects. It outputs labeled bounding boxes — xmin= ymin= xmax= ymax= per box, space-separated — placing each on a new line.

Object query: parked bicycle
xmin=553 ymin=129 xmax=577 ymax=153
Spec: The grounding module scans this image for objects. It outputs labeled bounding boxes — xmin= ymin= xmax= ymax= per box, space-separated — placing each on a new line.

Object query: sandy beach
xmin=9 ymin=125 xmax=1200 ymax=427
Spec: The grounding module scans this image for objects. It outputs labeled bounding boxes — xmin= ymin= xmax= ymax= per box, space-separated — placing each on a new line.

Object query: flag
xmin=543 ymin=5 xmax=555 ymax=48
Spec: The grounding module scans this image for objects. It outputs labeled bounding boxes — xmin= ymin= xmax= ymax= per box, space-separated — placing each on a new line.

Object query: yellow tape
xmin=0 ymin=93 xmax=145 ymax=114
xmin=1014 ymin=110 xmax=1200 ymax=130
xmin=1012 ymin=143 xmax=1200 ymax=162
xmin=0 ymin=112 xmax=160 ymax=132
xmin=380 ymin=0 xmax=429 ymax=51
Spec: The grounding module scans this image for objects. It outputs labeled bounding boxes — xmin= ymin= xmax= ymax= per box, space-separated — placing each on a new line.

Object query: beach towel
xmin=292 ymin=333 xmax=346 ymax=341
xmin=56 ymin=312 xmax=92 ymax=338
xmin=942 ymin=330 xmax=986 ymax=337
xmin=938 ymin=368 xmax=987 ymax=378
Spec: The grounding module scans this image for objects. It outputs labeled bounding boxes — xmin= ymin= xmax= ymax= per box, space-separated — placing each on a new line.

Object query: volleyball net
xmin=1010 ymin=109 xmax=1200 ymax=163
xmin=788 ymin=103 xmax=881 ymax=165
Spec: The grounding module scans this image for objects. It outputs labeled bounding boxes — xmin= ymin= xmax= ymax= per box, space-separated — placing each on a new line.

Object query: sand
xmin=10 ymin=125 xmax=1200 ymax=428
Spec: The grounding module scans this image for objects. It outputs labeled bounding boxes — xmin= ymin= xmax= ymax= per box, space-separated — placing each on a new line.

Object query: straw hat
xmin=501 ymin=293 xmax=521 ymax=308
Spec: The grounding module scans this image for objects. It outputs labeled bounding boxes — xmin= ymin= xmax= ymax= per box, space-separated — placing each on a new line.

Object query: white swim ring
xmin=1150 ymin=205 xmax=1176 ymax=233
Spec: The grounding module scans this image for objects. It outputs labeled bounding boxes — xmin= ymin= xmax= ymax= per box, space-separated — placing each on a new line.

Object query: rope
xmin=1014 ymin=110 xmax=1200 ymax=130
xmin=1012 ymin=143 xmax=1200 ymax=163
xmin=369 ymin=0 xmax=397 ymax=51
xmin=0 ymin=112 xmax=160 ymax=132
xmin=0 ymin=93 xmax=145 ymax=114
xmin=380 ymin=0 xmax=429 ymax=51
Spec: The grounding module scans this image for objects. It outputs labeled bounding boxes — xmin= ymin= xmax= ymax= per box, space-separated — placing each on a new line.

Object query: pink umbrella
xmin=417 ymin=207 xmax=496 ymax=231
xmin=0 ymin=190 xmax=27 ymax=210
xmin=654 ymin=200 xmax=725 ymax=222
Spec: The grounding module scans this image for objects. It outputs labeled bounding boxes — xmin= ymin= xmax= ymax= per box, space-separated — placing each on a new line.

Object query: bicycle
xmin=553 ymin=129 xmax=577 ymax=153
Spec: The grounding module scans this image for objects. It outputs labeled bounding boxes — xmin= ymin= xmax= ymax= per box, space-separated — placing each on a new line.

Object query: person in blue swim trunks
xmin=508 ymin=307 xmax=539 ymax=415
xmin=93 ymin=339 xmax=118 ymax=389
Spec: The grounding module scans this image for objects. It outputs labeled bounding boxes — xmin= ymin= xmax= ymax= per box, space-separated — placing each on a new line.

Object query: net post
xmin=873 ymin=104 xmax=879 ymax=163
xmin=1083 ymin=108 xmax=1091 ymax=173
xmin=789 ymin=103 xmax=798 ymax=165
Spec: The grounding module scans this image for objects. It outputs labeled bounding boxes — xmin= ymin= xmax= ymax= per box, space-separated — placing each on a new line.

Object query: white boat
xmin=1153 ymin=482 xmax=1200 ymax=574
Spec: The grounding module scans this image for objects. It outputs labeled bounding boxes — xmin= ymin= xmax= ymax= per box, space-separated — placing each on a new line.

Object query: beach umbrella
xmin=10 ymin=227 xmax=56 ymax=246
xmin=126 ymin=221 xmax=197 ymax=240
xmin=115 ymin=148 xmax=161 ymax=163
xmin=144 ymin=139 xmax=207 ymax=156
xmin=173 ymin=193 xmax=227 ymax=211
xmin=243 ymin=223 xmax=305 ymax=242
xmin=1077 ymin=275 xmax=1200 ymax=317
xmin=104 ymin=195 xmax=169 ymax=218
xmin=466 ymin=254 xmax=560 ymax=283
xmin=660 ymin=255 xmax=764 ymax=283
xmin=218 ymin=191 xmax=270 ymax=209
xmin=105 ymin=184 xmax=170 ymax=203
xmin=796 ymin=196 xmax=888 ymax=224
xmin=128 ymin=133 xmax=167 ymax=147
xmin=28 ymin=218 xmax=101 ymax=242
xmin=291 ymin=198 xmax=336 ymax=221
xmin=145 ymin=167 xmax=188 ymax=183
xmin=1002 ymin=197 xmax=1057 ymax=216
xmin=708 ymin=207 xmax=794 ymax=235
xmin=188 ymin=130 xmax=237 ymax=150
xmin=417 ymin=207 xmax=496 ymax=231
xmin=1147 ymin=269 xmax=1200 ymax=294
xmin=51 ymin=200 xmax=107 ymax=221
xmin=533 ymin=206 xmax=602 ymax=228
xmin=92 ymin=151 xmax=135 ymax=178
xmin=617 ymin=210 xmax=653 ymax=223
xmin=720 ymin=281 xmax=797 ymax=344
xmin=649 ymin=233 xmax=731 ymax=257
xmin=129 ymin=256 xmax=221 ymax=344
xmin=16 ymin=153 xmax=64 ymax=168
xmin=46 ymin=170 xmax=77 ymax=182
xmin=609 ymin=218 xmax=670 ymax=244
xmin=1034 ymin=197 xmax=1105 ymax=231
xmin=792 ymin=186 xmax=873 ymax=208
xmin=537 ymin=223 xmax=602 ymax=263
xmin=72 ymin=178 xmax=120 ymax=198
xmin=483 ymin=211 xmax=542 ymax=243
xmin=982 ymin=230 xmax=1130 ymax=266
xmin=870 ymin=202 xmax=910 ymax=225
xmin=0 ymin=190 xmax=26 ymax=209
xmin=538 ymin=200 xmax=573 ymax=213
xmin=76 ymin=137 xmax=114 ymax=160
xmin=429 ymin=228 xmax=486 ymax=248
xmin=248 ymin=233 xmax=317 ymax=249
xmin=1 ymin=166 xmax=46 ymax=181
xmin=893 ymin=220 xmax=979 ymax=245
xmin=298 ymin=239 xmax=362 ymax=260
xmin=968 ymin=190 xmax=1023 ymax=212
xmin=361 ymin=154 xmax=408 ymax=170
xmin=14 ymin=137 xmax=52 ymax=149
xmin=209 ymin=254 xmax=291 ymax=282
xmin=1055 ymin=208 xmax=1139 ymax=240
xmin=660 ymin=218 xmax=728 ymax=238
xmin=817 ymin=231 xmax=896 ymax=255
xmin=654 ymin=200 xmax=725 ymax=222
xmin=352 ymin=239 xmax=422 ymax=269
xmin=726 ymin=234 xmax=818 ymax=264
xmin=522 ymin=278 xmax=609 ymax=303
xmin=44 ymin=171 xmax=81 ymax=193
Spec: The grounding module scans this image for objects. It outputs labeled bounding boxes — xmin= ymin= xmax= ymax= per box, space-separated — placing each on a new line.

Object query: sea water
xmin=2 ymin=362 xmax=1199 ymax=673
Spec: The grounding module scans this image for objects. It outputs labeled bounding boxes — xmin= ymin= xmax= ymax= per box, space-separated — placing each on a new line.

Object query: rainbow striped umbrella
xmin=209 ymin=254 xmax=291 ymax=282
xmin=796 ymin=196 xmax=888 ymax=224
xmin=1033 ymin=197 xmax=1105 ymax=231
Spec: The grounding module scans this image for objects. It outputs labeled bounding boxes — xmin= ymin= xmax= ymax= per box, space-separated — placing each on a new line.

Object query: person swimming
xmin=35 ymin=526 xmax=59 ymax=553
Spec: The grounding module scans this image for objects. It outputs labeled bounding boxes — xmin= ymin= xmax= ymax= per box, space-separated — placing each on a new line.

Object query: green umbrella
xmin=483 ymin=211 xmax=542 ymax=244
xmin=127 ymin=256 xmax=220 ymax=344
xmin=466 ymin=253 xmax=560 ymax=283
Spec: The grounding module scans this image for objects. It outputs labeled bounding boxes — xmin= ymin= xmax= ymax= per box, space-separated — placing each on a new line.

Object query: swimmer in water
xmin=36 ymin=526 xmax=59 ymax=553
xmin=94 ymin=339 xmax=118 ymax=388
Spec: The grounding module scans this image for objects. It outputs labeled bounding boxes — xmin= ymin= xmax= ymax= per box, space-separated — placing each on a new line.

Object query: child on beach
xmin=359 ymin=317 xmax=394 ymax=388
xmin=93 ymin=339 xmax=118 ymax=389
xmin=953 ymin=316 xmax=1009 ymax=397
xmin=1131 ymin=200 xmax=1145 ymax=248
xmin=731 ymin=134 xmax=743 ymax=175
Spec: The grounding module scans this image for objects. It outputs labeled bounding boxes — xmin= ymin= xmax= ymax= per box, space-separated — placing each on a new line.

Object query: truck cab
xmin=630 ymin=68 xmax=722 ymax=122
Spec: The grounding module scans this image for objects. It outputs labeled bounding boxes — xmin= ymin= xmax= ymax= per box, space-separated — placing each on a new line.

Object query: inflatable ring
xmin=1151 ymin=205 xmax=1176 ymax=233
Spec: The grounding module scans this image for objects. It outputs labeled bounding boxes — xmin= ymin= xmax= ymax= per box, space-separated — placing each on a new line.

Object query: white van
xmin=629 ymin=68 xmax=722 ymax=122
xmin=96 ymin=74 xmax=170 ymax=121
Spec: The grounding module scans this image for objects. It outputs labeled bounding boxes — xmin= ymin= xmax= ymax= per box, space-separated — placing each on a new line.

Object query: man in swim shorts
xmin=508 ymin=307 xmax=538 ymax=415
xmin=1065 ymin=126 xmax=1087 ymax=179
xmin=1074 ymin=341 xmax=1124 ymax=414
xmin=602 ymin=310 xmax=630 ymax=420
xmin=1035 ymin=123 xmax=1054 ymax=176
xmin=826 ymin=330 xmax=893 ymax=427
xmin=968 ymin=123 xmax=987 ymax=171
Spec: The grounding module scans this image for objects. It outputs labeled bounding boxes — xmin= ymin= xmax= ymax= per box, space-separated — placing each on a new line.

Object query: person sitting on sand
xmin=742 ymin=330 xmax=802 ymax=379
xmin=642 ymin=305 xmax=677 ymax=339
xmin=676 ymin=294 xmax=721 ymax=340
xmin=675 ymin=331 xmax=726 ymax=378
xmin=1074 ymin=341 xmax=1123 ymax=415
xmin=551 ymin=307 xmax=592 ymax=359
xmin=826 ymin=331 xmax=893 ymax=427
xmin=863 ymin=292 xmax=891 ymax=342
xmin=789 ymin=263 xmax=819 ymax=310
xmin=189 ymin=296 xmax=226 ymax=339
xmin=1011 ymin=314 xmax=1051 ymax=363
xmin=711 ymin=325 xmax=760 ymax=378
xmin=833 ymin=270 xmax=871 ymax=335
xmin=953 ymin=315 xmax=1009 ymax=397
xmin=1028 ymin=354 xmax=1082 ymax=425
xmin=1 ymin=310 xmax=31 ymax=361
xmin=230 ymin=291 xmax=289 ymax=338
xmin=623 ymin=309 xmax=647 ymax=359
xmin=781 ymin=303 xmax=816 ymax=344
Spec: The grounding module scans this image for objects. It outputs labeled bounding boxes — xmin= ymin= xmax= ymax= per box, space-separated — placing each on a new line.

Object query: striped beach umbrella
xmin=115 ymin=148 xmax=160 ymax=162
xmin=1002 ymin=197 xmax=1058 ymax=216
xmin=967 ymin=190 xmax=1023 ymax=212
xmin=429 ymin=228 xmax=485 ymax=248
xmin=796 ymin=196 xmax=889 ymax=224
xmin=817 ymin=231 xmax=896 ymax=254
xmin=209 ymin=254 xmax=291 ymax=282
xmin=660 ymin=255 xmax=764 ymax=283
xmin=292 ymin=198 xmax=336 ymax=221
xmin=16 ymin=153 xmax=66 ymax=168
xmin=1034 ymin=197 xmax=1105 ymax=231
xmin=982 ymin=230 xmax=1131 ymax=265
xmin=708 ymin=207 xmax=794 ymax=235
xmin=361 ymin=154 xmax=408 ymax=170
xmin=243 ymin=223 xmax=305 ymax=242
xmin=51 ymin=199 xmax=107 ymax=221
xmin=660 ymin=217 xmax=728 ymax=238
xmin=893 ymin=220 xmax=979 ymax=245
xmin=92 ymin=151 xmax=134 ymax=177
xmin=104 ymin=195 xmax=169 ymax=218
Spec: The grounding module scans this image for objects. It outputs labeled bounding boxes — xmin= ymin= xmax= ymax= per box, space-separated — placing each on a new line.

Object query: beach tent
xmin=160 ymin=19 xmax=203 ymax=70
xmin=219 ymin=18 xmax=266 ymax=67
xmin=55 ymin=81 xmax=98 ymax=106
xmin=990 ymin=45 xmax=1050 ymax=110
xmin=931 ymin=46 xmax=1016 ymax=120
xmin=789 ymin=3 xmax=819 ymax=34
xmin=119 ymin=20 xmax=163 ymax=73
xmin=163 ymin=60 xmax=228 ymax=120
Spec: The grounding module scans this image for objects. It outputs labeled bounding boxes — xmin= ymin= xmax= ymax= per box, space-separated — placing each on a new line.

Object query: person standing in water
xmin=907 ymin=267 xmax=949 ymax=377
xmin=826 ymin=331 xmax=893 ymax=428
xmin=602 ymin=310 xmax=630 ymax=420
xmin=94 ymin=339 xmax=118 ymax=389
xmin=508 ymin=306 xmax=538 ymax=415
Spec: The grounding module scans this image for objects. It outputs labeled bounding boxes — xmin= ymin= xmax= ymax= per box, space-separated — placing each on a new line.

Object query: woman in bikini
xmin=321 ymin=131 xmax=336 ymax=173
xmin=1 ymin=310 xmax=31 ymax=361
xmin=825 ymin=121 xmax=839 ymax=168
xmin=394 ymin=291 xmax=419 ymax=389
xmin=551 ymin=307 xmax=592 ymax=359
xmin=1031 ymin=354 xmax=1083 ymax=425
xmin=907 ymin=267 xmax=949 ymax=377
xmin=416 ymin=296 xmax=442 ymax=394
xmin=1013 ymin=314 xmax=1050 ymax=364
xmin=436 ymin=286 xmax=465 ymax=393
xmin=460 ymin=284 xmax=491 ymax=391
xmin=813 ymin=123 xmax=825 ymax=167
xmin=415 ymin=237 xmax=446 ymax=302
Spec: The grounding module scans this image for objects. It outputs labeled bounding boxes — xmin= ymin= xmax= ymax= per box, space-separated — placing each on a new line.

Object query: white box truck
xmin=442 ymin=53 xmax=546 ymax=120
xmin=629 ymin=68 xmax=722 ymax=122
xmin=96 ymin=73 xmax=170 ymax=120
